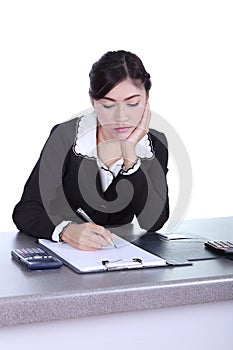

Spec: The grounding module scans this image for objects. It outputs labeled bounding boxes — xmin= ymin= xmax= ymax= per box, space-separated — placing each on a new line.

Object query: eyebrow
xmin=101 ymin=94 xmax=141 ymax=102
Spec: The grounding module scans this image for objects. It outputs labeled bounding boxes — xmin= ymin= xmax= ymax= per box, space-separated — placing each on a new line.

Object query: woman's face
xmin=93 ymin=78 xmax=147 ymax=141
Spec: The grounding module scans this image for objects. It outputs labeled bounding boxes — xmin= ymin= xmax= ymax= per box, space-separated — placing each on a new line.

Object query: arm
xmin=12 ymin=120 xmax=82 ymax=239
xmin=136 ymin=131 xmax=169 ymax=231
xmin=12 ymin=118 xmax=114 ymax=248
xmin=120 ymin=100 xmax=151 ymax=170
xmin=119 ymin=131 xmax=169 ymax=231
xmin=12 ymin=159 xmax=60 ymax=239
xmin=117 ymin=100 xmax=169 ymax=231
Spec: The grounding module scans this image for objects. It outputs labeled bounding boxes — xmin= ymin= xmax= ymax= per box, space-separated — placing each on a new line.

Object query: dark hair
xmin=89 ymin=50 xmax=151 ymax=100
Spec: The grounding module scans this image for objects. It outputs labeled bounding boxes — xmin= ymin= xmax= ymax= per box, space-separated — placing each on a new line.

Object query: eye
xmin=127 ymin=102 xmax=139 ymax=107
xmin=103 ymin=104 xmax=115 ymax=109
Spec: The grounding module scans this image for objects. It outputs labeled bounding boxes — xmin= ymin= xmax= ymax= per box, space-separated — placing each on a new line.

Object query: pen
xmin=76 ymin=207 xmax=117 ymax=248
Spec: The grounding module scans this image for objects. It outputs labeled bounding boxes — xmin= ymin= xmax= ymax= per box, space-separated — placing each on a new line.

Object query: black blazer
xmin=12 ymin=115 xmax=169 ymax=240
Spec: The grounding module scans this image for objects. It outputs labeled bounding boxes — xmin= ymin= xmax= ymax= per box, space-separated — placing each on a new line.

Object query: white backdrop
xmin=0 ymin=0 xmax=232 ymax=232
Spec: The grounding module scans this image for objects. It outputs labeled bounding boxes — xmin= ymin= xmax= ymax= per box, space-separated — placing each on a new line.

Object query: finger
xmin=93 ymin=231 xmax=113 ymax=247
xmin=68 ymin=234 xmax=103 ymax=249
xmin=90 ymin=224 xmax=114 ymax=245
xmin=86 ymin=232 xmax=109 ymax=248
xmin=141 ymin=101 xmax=151 ymax=130
xmin=77 ymin=231 xmax=106 ymax=248
xmin=68 ymin=240 xmax=99 ymax=251
xmin=62 ymin=225 xmax=103 ymax=249
xmin=71 ymin=223 xmax=111 ymax=248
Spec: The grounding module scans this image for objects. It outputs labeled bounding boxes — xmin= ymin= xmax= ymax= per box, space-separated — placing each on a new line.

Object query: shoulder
xmin=148 ymin=129 xmax=168 ymax=149
xmin=47 ymin=109 xmax=96 ymax=148
xmin=49 ymin=114 xmax=80 ymax=137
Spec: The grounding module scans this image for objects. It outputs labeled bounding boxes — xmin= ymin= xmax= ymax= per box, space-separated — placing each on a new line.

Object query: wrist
xmin=59 ymin=222 xmax=77 ymax=242
xmin=123 ymin=159 xmax=137 ymax=170
xmin=122 ymin=157 xmax=140 ymax=172
xmin=121 ymin=140 xmax=137 ymax=167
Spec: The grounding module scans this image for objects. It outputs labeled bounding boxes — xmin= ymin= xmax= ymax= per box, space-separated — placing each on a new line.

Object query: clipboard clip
xmin=102 ymin=258 xmax=143 ymax=271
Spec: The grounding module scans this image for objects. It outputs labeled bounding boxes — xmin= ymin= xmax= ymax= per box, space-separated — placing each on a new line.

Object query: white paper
xmin=158 ymin=233 xmax=188 ymax=240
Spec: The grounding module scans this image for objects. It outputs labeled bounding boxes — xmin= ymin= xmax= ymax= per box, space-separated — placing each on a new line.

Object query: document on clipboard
xmin=38 ymin=235 xmax=168 ymax=273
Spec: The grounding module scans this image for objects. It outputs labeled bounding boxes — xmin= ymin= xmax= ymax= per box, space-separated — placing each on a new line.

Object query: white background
xmin=0 ymin=0 xmax=232 ymax=232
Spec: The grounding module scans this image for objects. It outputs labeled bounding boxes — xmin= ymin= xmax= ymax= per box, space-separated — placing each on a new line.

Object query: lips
xmin=114 ymin=126 xmax=132 ymax=133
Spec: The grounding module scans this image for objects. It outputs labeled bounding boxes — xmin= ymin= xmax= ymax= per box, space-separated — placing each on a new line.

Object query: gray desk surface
xmin=0 ymin=217 xmax=233 ymax=327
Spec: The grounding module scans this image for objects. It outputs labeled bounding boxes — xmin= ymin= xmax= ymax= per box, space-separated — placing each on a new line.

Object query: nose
xmin=114 ymin=103 xmax=129 ymax=123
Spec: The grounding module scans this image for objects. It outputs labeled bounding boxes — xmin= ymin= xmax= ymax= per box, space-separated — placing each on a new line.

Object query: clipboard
xmin=38 ymin=235 xmax=168 ymax=273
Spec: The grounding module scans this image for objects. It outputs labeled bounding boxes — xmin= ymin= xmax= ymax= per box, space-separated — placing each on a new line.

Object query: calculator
xmin=11 ymin=247 xmax=63 ymax=270
xmin=204 ymin=240 xmax=233 ymax=254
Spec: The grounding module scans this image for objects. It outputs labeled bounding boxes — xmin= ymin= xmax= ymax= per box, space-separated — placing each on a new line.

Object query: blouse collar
xmin=73 ymin=110 xmax=154 ymax=159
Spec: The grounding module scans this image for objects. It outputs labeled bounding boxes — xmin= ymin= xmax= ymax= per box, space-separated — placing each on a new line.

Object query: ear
xmin=90 ymin=96 xmax=94 ymax=106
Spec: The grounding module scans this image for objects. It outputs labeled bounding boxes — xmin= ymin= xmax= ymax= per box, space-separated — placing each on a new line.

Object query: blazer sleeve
xmin=12 ymin=120 xmax=83 ymax=239
xmin=120 ymin=130 xmax=169 ymax=232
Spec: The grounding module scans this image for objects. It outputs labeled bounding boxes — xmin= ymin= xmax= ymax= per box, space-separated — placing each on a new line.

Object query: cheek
xmin=97 ymin=114 xmax=108 ymax=126
xmin=97 ymin=113 xmax=117 ymax=127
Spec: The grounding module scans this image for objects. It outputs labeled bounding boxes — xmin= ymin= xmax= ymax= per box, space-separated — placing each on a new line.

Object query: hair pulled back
xmin=89 ymin=50 xmax=151 ymax=100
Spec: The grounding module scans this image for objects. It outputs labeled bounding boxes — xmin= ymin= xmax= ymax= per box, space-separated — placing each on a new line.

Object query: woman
xmin=13 ymin=50 xmax=169 ymax=251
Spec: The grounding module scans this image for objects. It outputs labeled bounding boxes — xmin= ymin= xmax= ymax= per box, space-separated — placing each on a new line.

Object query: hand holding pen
xmin=77 ymin=208 xmax=117 ymax=249
xmin=60 ymin=208 xmax=117 ymax=251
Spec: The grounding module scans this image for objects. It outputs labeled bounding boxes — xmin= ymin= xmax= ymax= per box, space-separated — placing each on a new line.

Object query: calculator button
xmin=37 ymin=248 xmax=45 ymax=253
xmin=212 ymin=242 xmax=222 ymax=248
xmin=219 ymin=241 xmax=228 ymax=248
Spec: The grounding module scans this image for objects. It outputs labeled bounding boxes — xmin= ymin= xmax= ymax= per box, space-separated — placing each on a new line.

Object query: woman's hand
xmin=60 ymin=222 xmax=114 ymax=251
xmin=121 ymin=101 xmax=151 ymax=169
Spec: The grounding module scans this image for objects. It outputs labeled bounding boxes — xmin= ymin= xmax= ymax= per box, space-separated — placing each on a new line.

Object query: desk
xmin=0 ymin=217 xmax=233 ymax=350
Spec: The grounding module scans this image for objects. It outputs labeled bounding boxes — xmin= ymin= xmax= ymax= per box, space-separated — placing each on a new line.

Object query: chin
xmin=113 ymin=133 xmax=131 ymax=140
xmin=112 ymin=128 xmax=133 ymax=140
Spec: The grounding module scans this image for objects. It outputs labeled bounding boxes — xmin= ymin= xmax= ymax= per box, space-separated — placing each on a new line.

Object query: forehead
xmin=104 ymin=79 xmax=145 ymax=101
